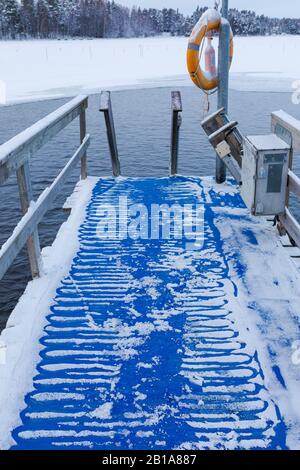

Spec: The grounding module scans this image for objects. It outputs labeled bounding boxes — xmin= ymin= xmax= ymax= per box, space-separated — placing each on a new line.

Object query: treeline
xmin=0 ymin=1 xmax=299 ymax=39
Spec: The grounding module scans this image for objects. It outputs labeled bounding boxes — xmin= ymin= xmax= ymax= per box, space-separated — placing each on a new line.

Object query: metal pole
xmin=221 ymin=0 xmax=228 ymax=17
xmin=216 ymin=0 xmax=230 ymax=184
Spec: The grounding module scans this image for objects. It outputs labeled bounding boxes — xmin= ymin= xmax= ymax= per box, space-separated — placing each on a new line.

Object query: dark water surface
xmin=0 ymin=86 xmax=300 ymax=330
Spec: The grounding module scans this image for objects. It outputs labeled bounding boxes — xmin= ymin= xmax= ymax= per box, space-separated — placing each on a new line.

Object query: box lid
xmin=245 ymin=134 xmax=290 ymax=151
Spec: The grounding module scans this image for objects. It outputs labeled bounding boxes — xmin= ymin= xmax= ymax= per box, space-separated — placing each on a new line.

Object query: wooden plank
xmin=288 ymin=170 xmax=300 ymax=198
xmin=0 ymin=95 xmax=88 ymax=184
xmin=272 ymin=110 xmax=300 ymax=153
xmin=0 ymin=136 xmax=90 ymax=281
xmin=100 ymin=91 xmax=120 ymax=177
xmin=279 ymin=208 xmax=300 ymax=248
xmin=16 ymin=161 xmax=42 ymax=278
xmin=80 ymin=110 xmax=87 ymax=180
xmin=170 ymin=91 xmax=182 ymax=176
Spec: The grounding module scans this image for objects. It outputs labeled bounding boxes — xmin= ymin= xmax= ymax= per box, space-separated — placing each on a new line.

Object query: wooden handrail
xmin=0 ymin=95 xmax=89 ymax=280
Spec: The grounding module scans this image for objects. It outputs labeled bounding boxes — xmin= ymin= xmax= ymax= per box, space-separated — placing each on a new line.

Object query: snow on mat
xmin=9 ymin=176 xmax=297 ymax=449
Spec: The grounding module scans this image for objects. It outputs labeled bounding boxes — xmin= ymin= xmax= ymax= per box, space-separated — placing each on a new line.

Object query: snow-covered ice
xmin=0 ymin=35 xmax=299 ymax=104
xmin=0 ymin=176 xmax=299 ymax=449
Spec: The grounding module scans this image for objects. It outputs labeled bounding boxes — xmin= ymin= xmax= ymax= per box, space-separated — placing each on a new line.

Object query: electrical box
xmin=241 ymin=134 xmax=290 ymax=216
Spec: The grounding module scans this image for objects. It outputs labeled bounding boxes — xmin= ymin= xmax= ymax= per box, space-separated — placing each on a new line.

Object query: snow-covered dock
xmin=0 ymin=92 xmax=300 ymax=451
xmin=0 ymin=175 xmax=300 ymax=450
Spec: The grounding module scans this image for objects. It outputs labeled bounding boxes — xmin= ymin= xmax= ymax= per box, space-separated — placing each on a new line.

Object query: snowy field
xmin=0 ymin=35 xmax=300 ymax=104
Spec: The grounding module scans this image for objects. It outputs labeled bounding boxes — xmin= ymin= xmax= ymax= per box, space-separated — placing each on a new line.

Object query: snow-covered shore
xmin=0 ymin=35 xmax=300 ymax=104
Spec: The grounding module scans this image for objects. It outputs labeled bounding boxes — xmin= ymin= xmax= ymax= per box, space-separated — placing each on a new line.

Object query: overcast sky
xmin=119 ymin=1 xmax=299 ymax=18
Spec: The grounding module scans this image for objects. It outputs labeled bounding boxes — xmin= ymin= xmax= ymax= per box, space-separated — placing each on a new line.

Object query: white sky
xmin=120 ymin=1 xmax=300 ymax=18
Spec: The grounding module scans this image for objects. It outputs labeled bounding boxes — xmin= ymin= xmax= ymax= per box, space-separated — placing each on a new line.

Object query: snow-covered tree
xmin=58 ymin=0 xmax=80 ymax=37
xmin=0 ymin=1 xmax=299 ymax=39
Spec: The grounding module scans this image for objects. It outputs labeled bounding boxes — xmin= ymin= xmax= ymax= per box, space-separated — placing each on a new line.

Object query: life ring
xmin=187 ymin=8 xmax=234 ymax=91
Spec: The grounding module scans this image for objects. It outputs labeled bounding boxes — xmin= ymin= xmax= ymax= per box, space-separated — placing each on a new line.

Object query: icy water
xmin=0 ymin=86 xmax=300 ymax=330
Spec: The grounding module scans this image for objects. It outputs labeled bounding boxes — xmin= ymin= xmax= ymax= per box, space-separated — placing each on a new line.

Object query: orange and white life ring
xmin=187 ymin=8 xmax=234 ymax=91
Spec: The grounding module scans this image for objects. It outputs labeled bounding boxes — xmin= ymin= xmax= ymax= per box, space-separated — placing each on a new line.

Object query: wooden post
xmin=80 ymin=109 xmax=87 ymax=180
xmin=170 ymin=91 xmax=182 ymax=176
xmin=100 ymin=91 xmax=121 ymax=177
xmin=16 ymin=161 xmax=42 ymax=279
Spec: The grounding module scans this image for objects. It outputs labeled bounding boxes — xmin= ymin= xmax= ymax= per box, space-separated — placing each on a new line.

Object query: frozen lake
xmin=0 ymin=85 xmax=300 ymax=329
xmin=1 ymin=35 xmax=300 ymax=103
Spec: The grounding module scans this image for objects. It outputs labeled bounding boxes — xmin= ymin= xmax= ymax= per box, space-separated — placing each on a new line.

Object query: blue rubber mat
xmin=12 ymin=177 xmax=286 ymax=450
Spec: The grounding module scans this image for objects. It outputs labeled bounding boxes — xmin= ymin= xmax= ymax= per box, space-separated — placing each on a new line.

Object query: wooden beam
xmin=170 ymin=91 xmax=182 ymax=176
xmin=0 ymin=136 xmax=90 ymax=281
xmin=100 ymin=91 xmax=120 ymax=177
xmin=0 ymin=95 xmax=88 ymax=185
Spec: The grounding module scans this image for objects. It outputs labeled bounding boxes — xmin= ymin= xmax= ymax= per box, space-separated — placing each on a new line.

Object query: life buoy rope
xmin=187 ymin=8 xmax=234 ymax=92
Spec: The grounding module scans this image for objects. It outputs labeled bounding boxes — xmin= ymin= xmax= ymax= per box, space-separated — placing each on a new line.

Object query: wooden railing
xmin=0 ymin=95 xmax=90 ymax=281
xmin=272 ymin=110 xmax=300 ymax=247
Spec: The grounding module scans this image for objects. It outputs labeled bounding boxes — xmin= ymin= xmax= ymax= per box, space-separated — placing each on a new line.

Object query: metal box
xmin=241 ymin=134 xmax=290 ymax=216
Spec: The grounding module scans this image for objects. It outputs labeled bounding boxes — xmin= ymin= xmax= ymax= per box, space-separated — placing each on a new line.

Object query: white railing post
xmin=0 ymin=95 xmax=89 ymax=282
